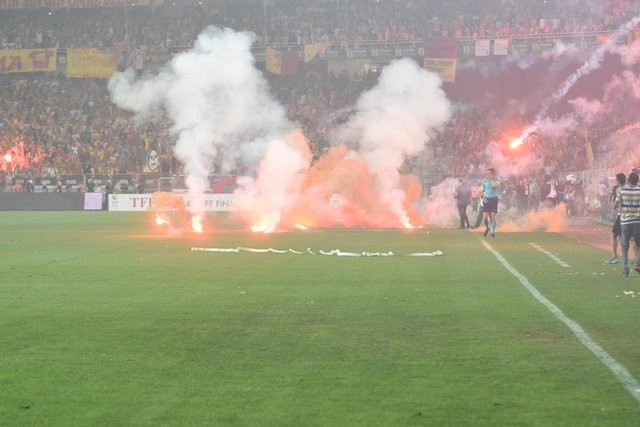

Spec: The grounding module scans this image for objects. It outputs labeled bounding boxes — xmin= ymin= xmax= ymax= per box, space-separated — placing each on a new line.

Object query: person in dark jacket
xmin=454 ymin=177 xmax=471 ymax=229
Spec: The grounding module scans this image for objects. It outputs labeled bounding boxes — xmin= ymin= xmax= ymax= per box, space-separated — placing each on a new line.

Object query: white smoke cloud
xmin=336 ymin=58 xmax=451 ymax=224
xmin=232 ymin=129 xmax=312 ymax=232
xmin=484 ymin=140 xmax=544 ymax=178
xmin=536 ymin=115 xmax=578 ymax=138
xmin=422 ymin=177 xmax=459 ymax=227
xmin=109 ymin=28 xmax=455 ymax=231
xmin=567 ymin=97 xmax=604 ymax=124
xmin=109 ymin=26 xmax=292 ymax=223
xmin=567 ymin=71 xmax=638 ymax=125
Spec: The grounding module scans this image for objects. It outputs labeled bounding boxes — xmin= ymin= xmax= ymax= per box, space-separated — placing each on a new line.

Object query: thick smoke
xmin=514 ymin=14 xmax=640 ymax=145
xmin=109 ymin=29 xmax=452 ymax=231
xmin=336 ymin=58 xmax=451 ymax=226
xmin=109 ymin=26 xmax=293 ymax=224
xmin=232 ymin=129 xmax=313 ymax=232
xmin=238 ymin=58 xmax=452 ymax=231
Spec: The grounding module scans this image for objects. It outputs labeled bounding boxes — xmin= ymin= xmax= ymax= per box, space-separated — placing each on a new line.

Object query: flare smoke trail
xmin=513 ymin=14 xmax=640 ymax=146
xmin=108 ymin=27 xmax=293 ymax=227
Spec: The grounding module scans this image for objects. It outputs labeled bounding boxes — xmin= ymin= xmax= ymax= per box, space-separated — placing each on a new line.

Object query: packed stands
xmin=1 ymin=0 xmax=639 ymax=198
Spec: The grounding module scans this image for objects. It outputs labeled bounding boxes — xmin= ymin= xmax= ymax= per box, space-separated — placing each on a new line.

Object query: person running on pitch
xmin=480 ymin=167 xmax=501 ymax=238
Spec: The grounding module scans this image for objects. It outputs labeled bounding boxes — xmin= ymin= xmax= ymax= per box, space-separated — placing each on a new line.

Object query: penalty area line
xmin=481 ymin=238 xmax=640 ymax=403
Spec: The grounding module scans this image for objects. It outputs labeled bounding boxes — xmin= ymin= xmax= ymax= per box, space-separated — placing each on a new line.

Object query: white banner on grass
xmin=108 ymin=193 xmax=234 ymax=212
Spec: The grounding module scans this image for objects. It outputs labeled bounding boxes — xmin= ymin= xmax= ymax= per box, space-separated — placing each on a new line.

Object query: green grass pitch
xmin=1 ymin=212 xmax=639 ymax=426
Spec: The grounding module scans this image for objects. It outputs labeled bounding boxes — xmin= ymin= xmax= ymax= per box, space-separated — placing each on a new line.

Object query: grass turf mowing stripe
xmin=481 ymin=237 xmax=640 ymax=403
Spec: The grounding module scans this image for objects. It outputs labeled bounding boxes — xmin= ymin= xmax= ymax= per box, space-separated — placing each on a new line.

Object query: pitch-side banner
xmin=108 ymin=193 xmax=234 ymax=212
xmin=0 ymin=48 xmax=56 ymax=73
xmin=0 ymin=0 xmax=162 ymax=8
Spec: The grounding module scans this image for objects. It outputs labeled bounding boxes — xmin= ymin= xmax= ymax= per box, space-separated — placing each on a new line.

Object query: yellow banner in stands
xmin=303 ymin=43 xmax=327 ymax=63
xmin=66 ymin=48 xmax=118 ymax=78
xmin=0 ymin=49 xmax=56 ymax=73
xmin=0 ymin=0 xmax=163 ymax=8
xmin=265 ymin=47 xmax=282 ymax=75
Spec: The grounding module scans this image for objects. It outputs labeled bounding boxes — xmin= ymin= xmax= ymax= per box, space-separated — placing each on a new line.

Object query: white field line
xmin=481 ymin=239 xmax=640 ymax=403
xmin=529 ymin=243 xmax=571 ymax=268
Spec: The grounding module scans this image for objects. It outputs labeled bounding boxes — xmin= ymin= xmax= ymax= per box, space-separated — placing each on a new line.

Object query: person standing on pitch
xmin=604 ymin=172 xmax=625 ymax=264
xmin=453 ymin=177 xmax=471 ymax=229
xmin=598 ymin=176 xmax=610 ymax=220
xmin=480 ymin=167 xmax=501 ymax=238
xmin=614 ymin=171 xmax=640 ymax=277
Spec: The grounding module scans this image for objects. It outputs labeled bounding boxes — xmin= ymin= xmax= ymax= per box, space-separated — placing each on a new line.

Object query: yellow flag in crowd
xmin=585 ymin=129 xmax=594 ymax=167
xmin=266 ymin=47 xmax=299 ymax=75
xmin=304 ymin=43 xmax=328 ymax=63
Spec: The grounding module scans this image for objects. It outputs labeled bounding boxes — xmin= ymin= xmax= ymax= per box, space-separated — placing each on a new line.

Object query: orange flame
xmin=251 ymin=222 xmax=273 ymax=233
xmin=151 ymin=192 xmax=188 ymax=234
xmin=235 ymin=136 xmax=428 ymax=231
xmin=156 ymin=214 xmax=169 ymax=225
xmin=191 ymin=215 xmax=204 ymax=233
xmin=401 ymin=217 xmax=414 ymax=229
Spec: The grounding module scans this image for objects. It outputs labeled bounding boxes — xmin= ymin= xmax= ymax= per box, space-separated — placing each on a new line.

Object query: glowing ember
xmin=191 ymin=215 xmax=204 ymax=233
xmin=156 ymin=214 xmax=169 ymax=225
xmin=250 ymin=223 xmax=272 ymax=233
xmin=401 ymin=217 xmax=414 ymax=229
xmin=509 ymin=124 xmax=537 ymax=150
xmin=294 ymin=224 xmax=309 ymax=230
xmin=510 ymin=137 xmax=524 ymax=150
xmin=151 ymin=192 xmax=190 ymax=234
xmin=3 ymin=153 xmax=11 ymax=162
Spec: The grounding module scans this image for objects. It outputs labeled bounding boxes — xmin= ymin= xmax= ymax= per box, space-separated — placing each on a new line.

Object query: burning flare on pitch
xmin=191 ymin=215 xmax=204 ymax=233
xmin=401 ymin=216 xmax=414 ymax=229
xmin=151 ymin=192 xmax=189 ymax=235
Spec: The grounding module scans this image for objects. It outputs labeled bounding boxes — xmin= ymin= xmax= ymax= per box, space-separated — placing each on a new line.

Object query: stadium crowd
xmin=1 ymin=0 xmax=638 ymax=50
xmin=1 ymin=0 xmax=639 ymax=206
